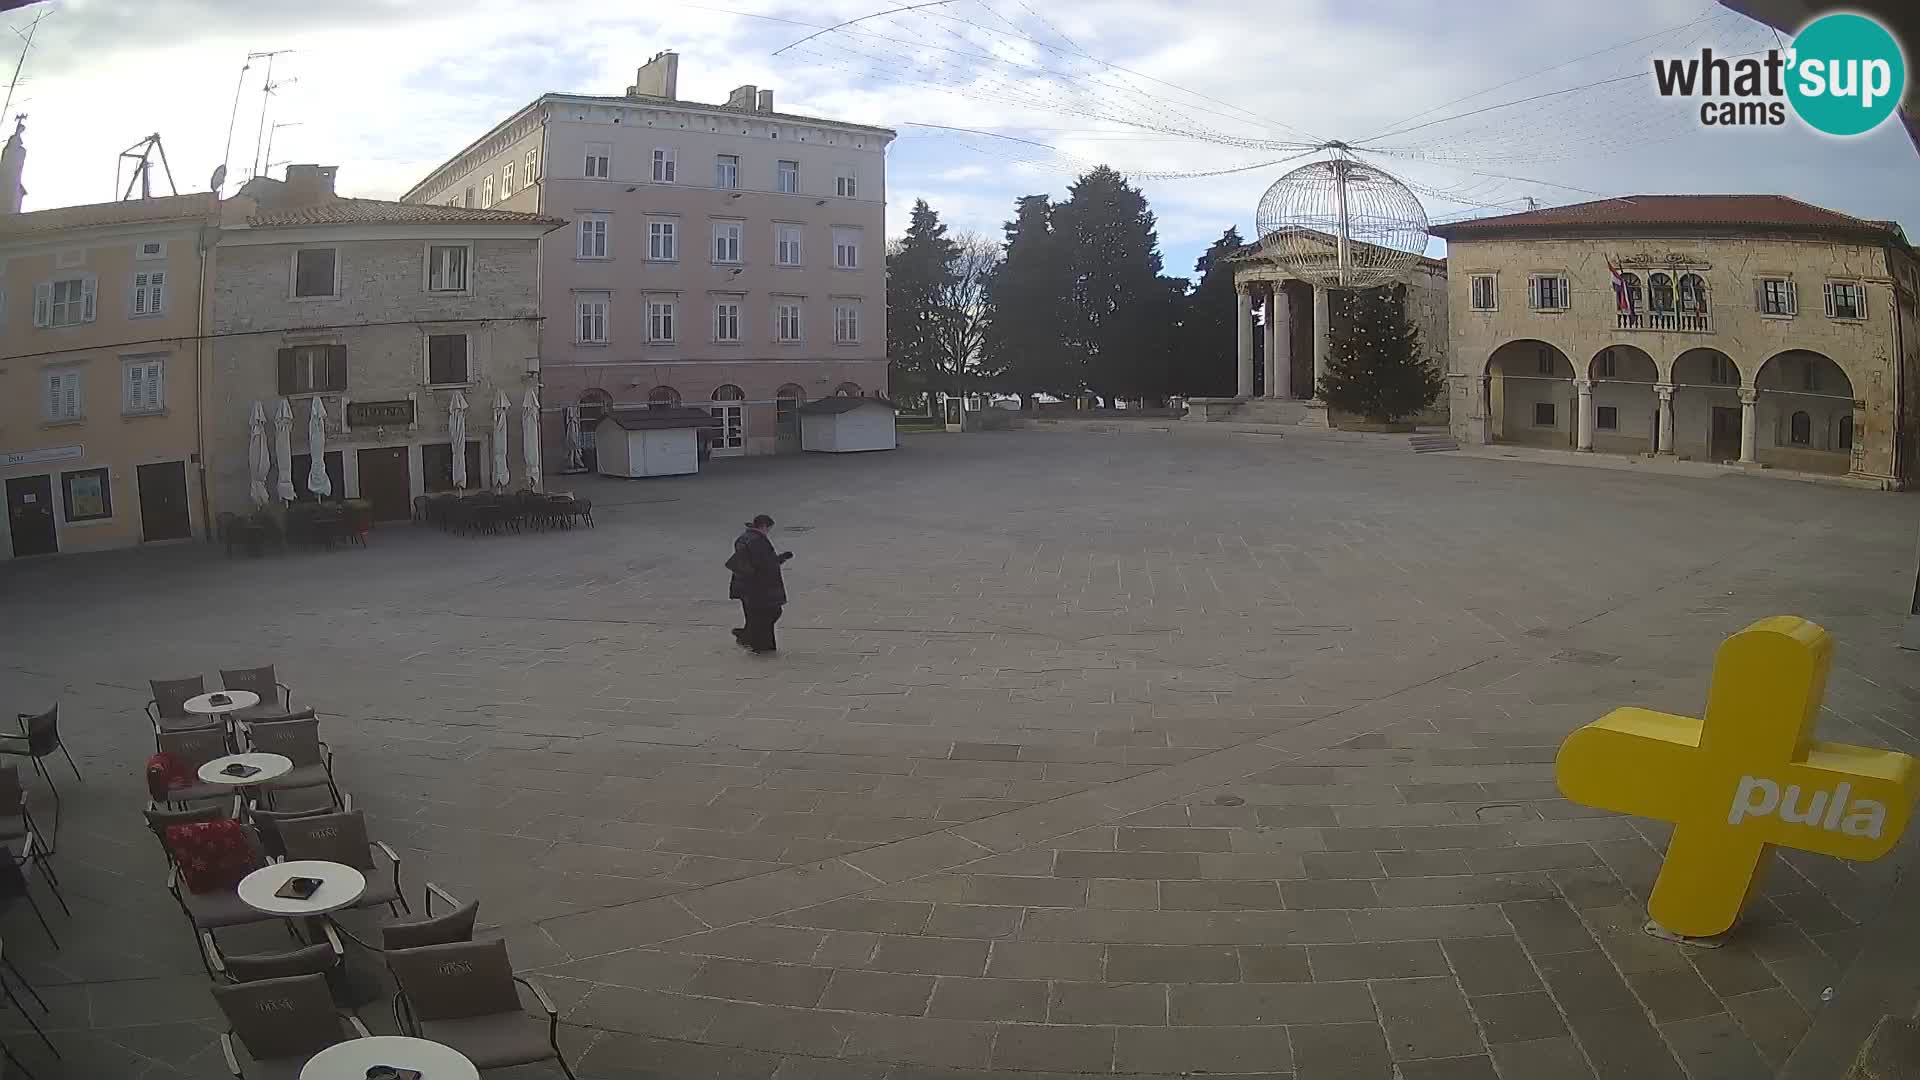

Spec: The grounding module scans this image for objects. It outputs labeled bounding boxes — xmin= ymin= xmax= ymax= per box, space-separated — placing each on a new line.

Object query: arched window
xmin=1790 ymin=411 xmax=1812 ymax=445
xmin=647 ymin=386 xmax=681 ymax=406
xmin=1621 ymin=273 xmax=1642 ymax=312
xmin=1838 ymin=414 xmax=1854 ymax=450
xmin=1648 ymin=273 xmax=1675 ymax=313
xmin=835 ymin=382 xmax=862 ymax=397
xmin=712 ymin=384 xmax=745 ymax=401
xmin=1678 ymin=273 xmax=1708 ymax=314
xmin=577 ymin=387 xmax=612 ymax=421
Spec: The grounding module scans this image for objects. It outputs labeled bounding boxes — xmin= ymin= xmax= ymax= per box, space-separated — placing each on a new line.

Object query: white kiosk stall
xmin=800 ymin=396 xmax=898 ymax=453
xmin=594 ymin=408 xmax=713 ymax=478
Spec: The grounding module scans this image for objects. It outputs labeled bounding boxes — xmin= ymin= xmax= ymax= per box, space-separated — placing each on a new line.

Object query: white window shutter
xmin=152 ymin=271 xmax=165 ymax=312
xmin=1858 ymin=285 xmax=1868 ymax=320
xmin=1823 ymin=282 xmax=1835 ymax=317
xmin=82 ymin=277 xmax=97 ymax=322
xmin=1526 ymin=276 xmax=1539 ymax=308
xmin=46 ymin=375 xmax=59 ymax=417
xmin=33 ymin=282 xmax=50 ymax=327
xmin=126 ymin=364 xmax=142 ymax=408
xmin=146 ymin=362 xmax=162 ymax=409
xmin=1786 ymin=280 xmax=1797 ymax=315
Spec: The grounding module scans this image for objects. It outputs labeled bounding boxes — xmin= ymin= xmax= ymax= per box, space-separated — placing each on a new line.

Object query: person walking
xmin=728 ymin=513 xmax=792 ymax=654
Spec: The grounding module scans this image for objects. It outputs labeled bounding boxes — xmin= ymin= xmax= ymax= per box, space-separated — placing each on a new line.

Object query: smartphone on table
xmin=274 ymin=876 xmax=323 ymax=900
xmin=220 ymin=763 xmax=261 ymax=779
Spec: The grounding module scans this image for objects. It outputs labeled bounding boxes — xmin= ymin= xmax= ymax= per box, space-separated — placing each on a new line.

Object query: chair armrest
xmin=515 ymin=974 xmax=559 ymax=1017
xmin=202 ymin=931 xmax=226 ymax=974
xmin=424 ymin=882 xmax=459 ymax=915
xmin=342 ymin=793 xmax=354 ymax=812
xmin=375 ymin=841 xmax=399 ymax=865
xmin=166 ymin=862 xmax=181 ymax=896
xmin=276 ymin=683 xmax=293 ymax=710
xmin=146 ymin=701 xmax=161 ymax=725
xmin=219 ymin=1032 xmax=244 ymax=1078
xmin=323 ymin=922 xmax=345 ymax=958
xmin=347 ymin=1014 xmax=373 ymax=1038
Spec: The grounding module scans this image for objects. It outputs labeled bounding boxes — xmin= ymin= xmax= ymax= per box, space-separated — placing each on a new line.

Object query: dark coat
xmin=728 ymin=528 xmax=788 ymax=607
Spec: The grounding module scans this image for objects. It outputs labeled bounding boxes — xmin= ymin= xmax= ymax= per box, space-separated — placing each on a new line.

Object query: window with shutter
xmin=426 ymin=245 xmax=469 ymax=292
xmin=124 ymin=358 xmax=164 ymax=414
xmin=427 ymin=334 xmax=470 ymax=385
xmin=33 ymin=282 xmax=50 ymax=327
xmin=1469 ymin=274 xmax=1496 ymax=311
xmin=1825 ymin=281 xmax=1864 ymax=320
xmin=133 ymin=270 xmax=165 ymax=315
xmin=39 ymin=277 xmax=93 ymax=326
xmin=44 ymin=370 xmax=81 ymax=421
xmin=277 ymin=344 xmax=347 ymax=395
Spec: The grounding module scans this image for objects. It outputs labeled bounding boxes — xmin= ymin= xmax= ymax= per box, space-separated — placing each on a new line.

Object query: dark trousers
xmin=744 ymin=604 xmax=782 ymax=652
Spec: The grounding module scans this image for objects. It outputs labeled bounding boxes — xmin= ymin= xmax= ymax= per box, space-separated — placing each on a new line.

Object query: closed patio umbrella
xmin=563 ymin=405 xmax=584 ymax=471
xmin=491 ymin=389 xmax=512 ymax=491
xmin=306 ymin=397 xmax=333 ymax=498
xmin=247 ymin=401 xmax=270 ymax=507
xmin=521 ymin=387 xmax=543 ymax=491
xmin=272 ymin=398 xmax=296 ymax=502
xmin=448 ymin=390 xmax=469 ymax=491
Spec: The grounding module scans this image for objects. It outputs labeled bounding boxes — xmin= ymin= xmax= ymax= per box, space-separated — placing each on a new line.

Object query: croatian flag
xmin=1610 ymin=261 xmax=1630 ymax=312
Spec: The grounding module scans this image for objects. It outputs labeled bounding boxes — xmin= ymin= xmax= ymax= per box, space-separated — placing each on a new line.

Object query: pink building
xmin=403 ymin=53 xmax=894 ymax=464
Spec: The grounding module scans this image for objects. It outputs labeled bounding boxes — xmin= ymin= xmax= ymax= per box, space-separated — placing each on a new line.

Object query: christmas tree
xmin=1318 ymin=285 xmax=1441 ymax=424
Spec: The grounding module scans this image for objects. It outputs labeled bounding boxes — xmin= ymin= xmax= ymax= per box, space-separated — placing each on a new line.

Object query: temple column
xmin=1265 ymin=285 xmax=1293 ymax=399
xmin=1738 ymin=388 xmax=1758 ymax=463
xmin=1575 ymin=379 xmax=1595 ymax=452
xmin=1311 ymin=284 xmax=1331 ymax=399
xmin=1236 ymin=286 xmax=1254 ymax=399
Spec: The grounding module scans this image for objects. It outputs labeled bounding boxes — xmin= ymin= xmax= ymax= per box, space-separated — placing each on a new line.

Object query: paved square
xmin=5 ymin=429 xmax=1919 ymax=1078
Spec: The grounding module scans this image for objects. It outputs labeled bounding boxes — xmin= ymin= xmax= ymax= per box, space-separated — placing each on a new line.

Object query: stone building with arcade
xmin=1431 ymin=195 xmax=1920 ymax=487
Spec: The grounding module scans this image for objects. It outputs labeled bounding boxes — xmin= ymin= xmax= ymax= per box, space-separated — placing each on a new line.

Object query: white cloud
xmin=6 ymin=0 xmax=1915 ymax=280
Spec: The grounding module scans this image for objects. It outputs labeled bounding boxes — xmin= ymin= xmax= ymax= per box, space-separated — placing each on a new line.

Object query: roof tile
xmin=1431 ymin=194 xmax=1899 ymax=239
xmin=246 ymin=198 xmax=562 ymax=229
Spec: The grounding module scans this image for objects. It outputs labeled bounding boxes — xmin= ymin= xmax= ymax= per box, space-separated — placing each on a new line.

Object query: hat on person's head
xmin=749 ymin=514 xmax=775 ymax=528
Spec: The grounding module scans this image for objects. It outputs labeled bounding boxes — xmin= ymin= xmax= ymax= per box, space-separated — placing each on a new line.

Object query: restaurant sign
xmin=347 ymin=400 xmax=414 ymax=427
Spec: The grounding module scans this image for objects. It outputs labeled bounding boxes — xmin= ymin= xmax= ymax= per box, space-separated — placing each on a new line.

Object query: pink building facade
xmin=403 ymin=54 xmax=893 ymax=465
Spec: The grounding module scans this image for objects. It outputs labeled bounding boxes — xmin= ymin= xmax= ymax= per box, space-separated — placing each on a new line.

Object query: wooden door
xmin=1710 ymin=406 xmax=1742 ymax=462
xmin=356 ymin=447 xmax=413 ymax=521
xmin=136 ymin=461 xmax=192 ymax=541
xmin=4 ymin=475 xmax=56 ymax=557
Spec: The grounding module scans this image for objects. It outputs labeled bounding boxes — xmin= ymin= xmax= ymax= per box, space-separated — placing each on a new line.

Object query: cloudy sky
xmin=5 ymin=0 xmax=1917 ymax=277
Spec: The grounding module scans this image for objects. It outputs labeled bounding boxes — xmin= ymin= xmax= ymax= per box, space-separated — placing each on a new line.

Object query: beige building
xmin=1431 ymin=195 xmax=1920 ymax=487
xmin=208 ymin=166 xmax=561 ymax=522
xmin=0 ymin=119 xmax=221 ymax=558
xmin=401 ymin=52 xmax=894 ymax=462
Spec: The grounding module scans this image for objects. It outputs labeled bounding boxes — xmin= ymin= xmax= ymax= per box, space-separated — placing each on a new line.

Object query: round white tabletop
xmin=299 ymin=1036 xmax=479 ymax=1080
xmin=197 ymin=752 xmax=292 ymax=788
xmin=237 ymin=860 xmax=367 ymax=917
xmin=183 ymin=690 xmax=260 ymax=717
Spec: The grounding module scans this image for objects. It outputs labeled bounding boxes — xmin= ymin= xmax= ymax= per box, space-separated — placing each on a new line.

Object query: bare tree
xmin=932 ymin=231 xmax=1001 ymax=396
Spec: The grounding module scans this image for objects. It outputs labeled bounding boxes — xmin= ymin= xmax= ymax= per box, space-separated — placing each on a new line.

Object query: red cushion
xmin=165 ymin=820 xmax=259 ymax=894
xmin=145 ymin=753 xmax=189 ymax=802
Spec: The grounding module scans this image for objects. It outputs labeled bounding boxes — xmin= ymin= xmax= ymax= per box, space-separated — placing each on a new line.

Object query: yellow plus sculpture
xmin=1556 ymin=616 xmax=1918 ymax=939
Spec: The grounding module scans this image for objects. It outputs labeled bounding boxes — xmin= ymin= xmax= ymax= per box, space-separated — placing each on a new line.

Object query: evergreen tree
xmin=886 ymin=199 xmax=959 ymax=406
xmin=1175 ymin=227 xmax=1246 ymax=397
xmin=1055 ymin=166 xmax=1171 ymax=403
xmin=982 ymin=194 xmax=1073 ymax=404
xmin=1318 ymin=286 xmax=1441 ymax=424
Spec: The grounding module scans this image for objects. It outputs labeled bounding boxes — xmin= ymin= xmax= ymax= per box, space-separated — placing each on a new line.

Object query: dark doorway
xmin=356 ymin=447 xmax=412 ymax=522
xmin=1710 ymin=406 xmax=1742 ymax=462
xmin=5 ymin=475 xmax=57 ymax=557
xmin=291 ymin=451 xmax=346 ymax=500
xmin=422 ymin=441 xmax=483 ymax=493
xmin=136 ymin=461 xmax=192 ymax=541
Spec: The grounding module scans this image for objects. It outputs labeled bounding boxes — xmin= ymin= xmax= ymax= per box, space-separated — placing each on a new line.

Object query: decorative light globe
xmin=1255 ymin=159 xmax=1429 ymax=289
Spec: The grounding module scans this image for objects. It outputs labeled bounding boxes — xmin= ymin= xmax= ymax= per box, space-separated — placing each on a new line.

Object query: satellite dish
xmin=210 ymin=164 xmax=228 ymax=193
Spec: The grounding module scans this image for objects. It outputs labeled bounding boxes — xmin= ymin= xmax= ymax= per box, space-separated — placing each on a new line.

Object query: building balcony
xmin=1616 ymin=310 xmax=1711 ymax=333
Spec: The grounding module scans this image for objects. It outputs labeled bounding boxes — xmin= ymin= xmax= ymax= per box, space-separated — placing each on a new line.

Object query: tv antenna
xmin=263 ymin=120 xmax=301 ymax=177
xmin=116 ymin=134 xmax=179 ymax=200
xmin=3 ymin=7 xmax=50 ymax=123
xmin=218 ymin=50 xmax=287 ymax=196
xmin=249 ymin=50 xmax=295 ymax=180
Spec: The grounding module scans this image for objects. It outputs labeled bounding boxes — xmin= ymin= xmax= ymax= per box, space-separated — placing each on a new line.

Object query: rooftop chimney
xmin=628 ymin=51 xmax=680 ymax=100
xmin=283 ymin=164 xmax=338 ymax=206
xmin=756 ymin=89 xmax=774 ymax=113
xmin=726 ymin=84 xmax=758 ymax=110
xmin=0 ymin=117 xmax=25 ymax=215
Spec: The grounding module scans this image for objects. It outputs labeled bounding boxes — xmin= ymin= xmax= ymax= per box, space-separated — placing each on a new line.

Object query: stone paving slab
xmin=2 ymin=431 xmax=1917 ymax=1077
